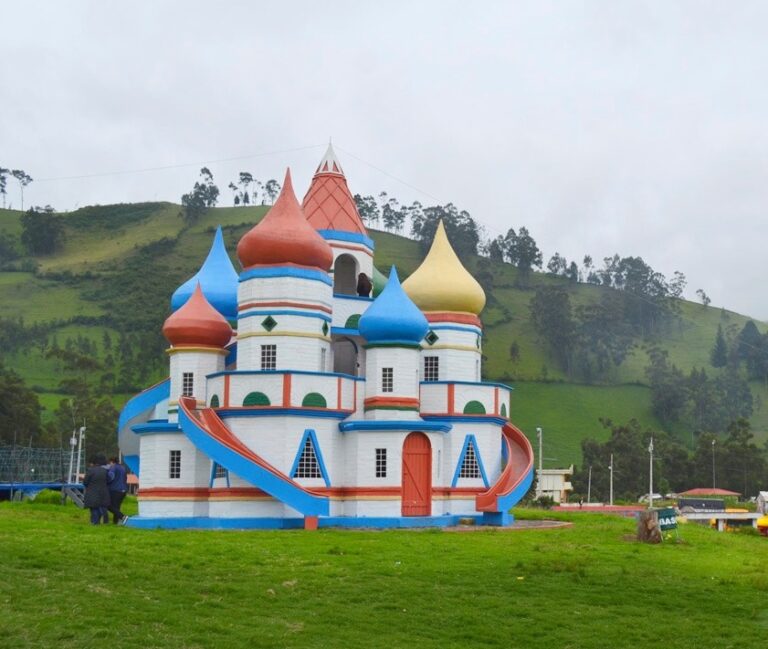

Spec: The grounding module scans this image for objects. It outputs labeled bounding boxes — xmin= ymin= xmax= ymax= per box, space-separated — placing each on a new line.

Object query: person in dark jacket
xmin=357 ymin=273 xmax=372 ymax=297
xmin=83 ymin=455 xmax=111 ymax=525
xmin=107 ymin=457 xmax=128 ymax=524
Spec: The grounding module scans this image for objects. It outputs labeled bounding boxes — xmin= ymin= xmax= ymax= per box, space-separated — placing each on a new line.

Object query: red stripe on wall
xmin=238 ymin=301 xmax=332 ymax=314
xmin=336 ymin=377 xmax=342 ymax=410
xmin=425 ymin=312 xmax=483 ymax=327
xmin=224 ymin=374 xmax=231 ymax=408
xmin=138 ymin=486 xmax=487 ymax=499
xmin=364 ymin=396 xmax=420 ymax=409
xmin=494 ymin=387 xmax=499 ymax=415
xmin=282 ymin=374 xmax=292 ymax=407
xmin=447 ymin=384 xmax=455 ymax=414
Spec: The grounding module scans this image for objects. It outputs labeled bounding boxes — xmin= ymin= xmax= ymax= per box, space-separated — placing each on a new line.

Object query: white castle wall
xmin=332 ymin=294 xmax=373 ymax=329
xmin=167 ymin=349 xmax=225 ymax=421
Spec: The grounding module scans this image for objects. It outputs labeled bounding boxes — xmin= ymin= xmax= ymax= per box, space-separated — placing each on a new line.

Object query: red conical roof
xmin=237 ymin=168 xmax=333 ymax=270
xmin=162 ymin=283 xmax=233 ymax=348
xmin=302 ymin=144 xmax=368 ymax=236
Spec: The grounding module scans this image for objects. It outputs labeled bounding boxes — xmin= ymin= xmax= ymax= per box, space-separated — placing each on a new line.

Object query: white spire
xmin=315 ymin=141 xmax=344 ymax=175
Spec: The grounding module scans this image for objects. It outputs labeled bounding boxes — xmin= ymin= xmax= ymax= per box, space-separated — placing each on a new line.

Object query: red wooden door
xmin=401 ymin=432 xmax=432 ymax=516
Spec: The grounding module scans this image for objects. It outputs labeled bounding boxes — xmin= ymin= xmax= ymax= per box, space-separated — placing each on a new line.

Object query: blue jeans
xmin=89 ymin=506 xmax=107 ymax=524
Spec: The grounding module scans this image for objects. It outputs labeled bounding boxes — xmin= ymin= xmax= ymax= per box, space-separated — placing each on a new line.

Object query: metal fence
xmin=0 ymin=446 xmax=73 ymax=483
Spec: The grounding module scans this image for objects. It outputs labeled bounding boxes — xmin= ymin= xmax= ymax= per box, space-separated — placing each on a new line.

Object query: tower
xmin=162 ymin=284 xmax=232 ymax=421
xmin=402 ymin=221 xmax=486 ymax=386
xmin=358 ymin=267 xmax=429 ymax=420
xmin=236 ymin=169 xmax=334 ymax=373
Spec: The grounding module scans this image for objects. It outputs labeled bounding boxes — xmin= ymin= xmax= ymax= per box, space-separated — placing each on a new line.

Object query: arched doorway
xmin=332 ymin=337 xmax=358 ymax=375
xmin=333 ymin=254 xmax=358 ymax=295
xmin=401 ymin=432 xmax=432 ymax=516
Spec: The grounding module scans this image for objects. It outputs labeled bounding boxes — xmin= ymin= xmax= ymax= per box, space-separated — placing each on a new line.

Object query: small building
xmin=757 ymin=491 xmax=768 ymax=515
xmin=537 ymin=465 xmax=573 ymax=503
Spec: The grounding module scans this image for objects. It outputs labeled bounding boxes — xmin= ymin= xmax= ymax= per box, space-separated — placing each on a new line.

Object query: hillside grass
xmin=1 ymin=502 xmax=767 ymax=648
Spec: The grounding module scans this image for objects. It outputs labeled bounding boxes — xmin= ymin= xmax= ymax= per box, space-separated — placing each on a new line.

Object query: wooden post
xmin=637 ymin=510 xmax=662 ymax=544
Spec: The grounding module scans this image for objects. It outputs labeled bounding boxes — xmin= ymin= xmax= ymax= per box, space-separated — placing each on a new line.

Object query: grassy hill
xmin=1 ymin=203 xmax=766 ymax=466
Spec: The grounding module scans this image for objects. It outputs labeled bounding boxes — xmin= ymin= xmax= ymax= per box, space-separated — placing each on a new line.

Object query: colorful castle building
xmin=118 ymin=145 xmax=534 ymax=529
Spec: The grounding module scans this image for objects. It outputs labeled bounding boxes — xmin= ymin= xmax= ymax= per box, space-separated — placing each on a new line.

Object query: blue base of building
xmin=126 ymin=513 xmax=516 ymax=530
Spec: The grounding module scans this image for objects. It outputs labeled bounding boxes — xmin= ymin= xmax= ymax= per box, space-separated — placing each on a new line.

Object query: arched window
xmin=463 ymin=400 xmax=486 ymax=415
xmin=243 ymin=391 xmax=271 ymax=406
xmin=500 ymin=403 xmax=507 ymax=418
xmin=301 ymin=392 xmax=327 ymax=408
xmin=209 ymin=394 xmax=220 ymax=408
xmin=333 ymin=254 xmax=358 ymax=295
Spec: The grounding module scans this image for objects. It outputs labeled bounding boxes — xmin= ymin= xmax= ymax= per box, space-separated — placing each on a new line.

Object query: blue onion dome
xmin=359 ymin=266 xmax=429 ymax=345
xmin=171 ymin=226 xmax=239 ymax=321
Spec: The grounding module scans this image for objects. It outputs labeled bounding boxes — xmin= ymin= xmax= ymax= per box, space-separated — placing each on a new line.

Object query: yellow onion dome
xmin=402 ymin=220 xmax=486 ymax=315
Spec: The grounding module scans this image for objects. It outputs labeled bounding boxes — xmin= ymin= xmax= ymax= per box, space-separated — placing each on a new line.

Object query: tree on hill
xmin=379 ymin=192 xmax=406 ymax=233
xmin=11 ymin=170 xmax=32 ymax=212
xmin=529 ymin=286 xmax=576 ymax=372
xmin=0 ymin=363 xmax=42 ymax=445
xmin=546 ymin=252 xmax=567 ymax=276
xmin=263 ymin=179 xmax=281 ymax=204
xmin=710 ymin=324 xmax=728 ymax=368
xmin=0 ymin=167 xmax=9 ymax=208
xmin=410 ymin=203 xmax=479 ymax=257
xmin=181 ymin=167 xmax=219 ymax=223
xmin=20 ymin=205 xmax=65 ymax=255
xmin=645 ymin=347 xmax=688 ymax=425
xmin=695 ymin=289 xmax=711 ymax=307
xmin=504 ymin=227 xmax=542 ymax=284
xmin=354 ymin=194 xmax=380 ymax=226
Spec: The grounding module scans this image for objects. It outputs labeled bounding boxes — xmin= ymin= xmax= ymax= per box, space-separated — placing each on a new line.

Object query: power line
xmin=34 ymin=143 xmax=326 ymax=183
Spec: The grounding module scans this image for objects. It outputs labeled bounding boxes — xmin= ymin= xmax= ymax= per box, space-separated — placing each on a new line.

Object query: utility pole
xmin=712 ymin=438 xmax=716 ymax=490
xmin=587 ymin=465 xmax=592 ymax=504
xmin=609 ymin=453 xmax=614 ymax=507
xmin=536 ymin=427 xmax=543 ymax=497
xmin=648 ymin=437 xmax=654 ymax=509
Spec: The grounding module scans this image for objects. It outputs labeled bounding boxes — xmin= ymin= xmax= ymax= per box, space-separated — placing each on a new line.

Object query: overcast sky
xmin=3 ymin=1 xmax=768 ymax=318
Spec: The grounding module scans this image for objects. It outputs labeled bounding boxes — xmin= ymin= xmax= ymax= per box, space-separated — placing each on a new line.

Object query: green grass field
xmin=1 ymin=502 xmax=766 ymax=648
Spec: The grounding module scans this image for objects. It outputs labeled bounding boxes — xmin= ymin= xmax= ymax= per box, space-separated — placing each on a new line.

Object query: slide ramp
xmin=476 ymin=423 xmax=534 ymax=513
xmin=117 ymin=378 xmax=170 ymax=475
xmin=178 ymin=397 xmax=329 ymax=517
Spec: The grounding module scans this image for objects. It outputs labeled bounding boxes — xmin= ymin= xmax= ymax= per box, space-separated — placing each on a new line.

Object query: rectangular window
xmin=261 ymin=344 xmax=277 ymax=370
xmin=214 ymin=463 xmax=227 ymax=479
xmin=182 ymin=372 xmax=194 ymax=397
xmin=169 ymin=450 xmax=181 ymax=479
xmin=320 ymin=348 xmax=327 ymax=372
xmin=375 ymin=448 xmax=387 ymax=478
xmin=424 ymin=356 xmax=439 ymax=382
xmin=381 ymin=367 xmax=393 ymax=393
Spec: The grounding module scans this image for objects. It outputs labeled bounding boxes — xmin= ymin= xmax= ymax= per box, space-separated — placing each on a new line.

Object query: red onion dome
xmin=162 ymin=283 xmax=233 ymax=348
xmin=237 ymin=168 xmax=333 ymax=270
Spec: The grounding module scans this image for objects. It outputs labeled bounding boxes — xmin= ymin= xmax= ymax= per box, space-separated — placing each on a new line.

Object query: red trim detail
xmin=425 ymin=312 xmax=483 ymax=327
xmin=238 ymin=301 xmax=332 ymax=314
xmin=241 ymin=261 xmax=327 ymax=273
xmin=223 ymin=374 xmax=231 ymax=408
xmin=364 ymin=396 xmax=420 ymax=409
xmin=139 ymin=485 xmax=486 ymax=499
xmin=447 ymin=384 xmax=455 ymax=415
xmin=336 ymin=377 xmax=342 ymax=410
xmin=282 ymin=374 xmax=292 ymax=407
xmin=304 ymin=516 xmax=319 ymax=530
xmin=330 ymin=242 xmax=374 ymax=257
xmin=494 ymin=387 xmax=499 ymax=415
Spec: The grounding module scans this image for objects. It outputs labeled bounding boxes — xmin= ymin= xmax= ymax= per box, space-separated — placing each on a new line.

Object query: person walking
xmin=83 ymin=455 xmax=111 ymax=525
xmin=107 ymin=457 xmax=128 ymax=524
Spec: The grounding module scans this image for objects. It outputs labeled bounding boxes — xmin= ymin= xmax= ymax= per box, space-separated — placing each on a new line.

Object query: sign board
xmin=657 ymin=507 xmax=677 ymax=531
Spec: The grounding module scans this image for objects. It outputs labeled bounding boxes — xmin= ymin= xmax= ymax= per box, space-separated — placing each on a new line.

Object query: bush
xmin=533 ymin=495 xmax=556 ymax=509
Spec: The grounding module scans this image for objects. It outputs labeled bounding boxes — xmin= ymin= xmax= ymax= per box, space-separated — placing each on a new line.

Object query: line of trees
xmin=572 ymin=417 xmax=767 ymax=500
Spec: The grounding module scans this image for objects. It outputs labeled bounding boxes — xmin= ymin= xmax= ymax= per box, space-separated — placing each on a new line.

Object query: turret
xmin=358 ymin=267 xmax=429 ymax=420
xmin=235 ymin=169 xmax=335 ymax=373
xmin=302 ymin=143 xmax=374 ymax=296
xmin=162 ymin=283 xmax=232 ymax=421
xmin=402 ymin=221 xmax=486 ymax=383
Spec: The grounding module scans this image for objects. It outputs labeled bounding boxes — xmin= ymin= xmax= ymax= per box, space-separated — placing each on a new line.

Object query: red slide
xmin=476 ymin=423 xmax=535 ymax=513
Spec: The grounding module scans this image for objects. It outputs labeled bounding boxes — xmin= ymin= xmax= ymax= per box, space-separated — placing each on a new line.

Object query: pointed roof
xmin=163 ymin=284 xmax=233 ymax=348
xmin=359 ymin=267 xmax=429 ymax=345
xmin=171 ymin=226 xmax=239 ymax=320
xmin=402 ymin=221 xmax=486 ymax=315
xmin=237 ymin=168 xmax=333 ymax=270
xmin=302 ymin=143 xmax=368 ymax=236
